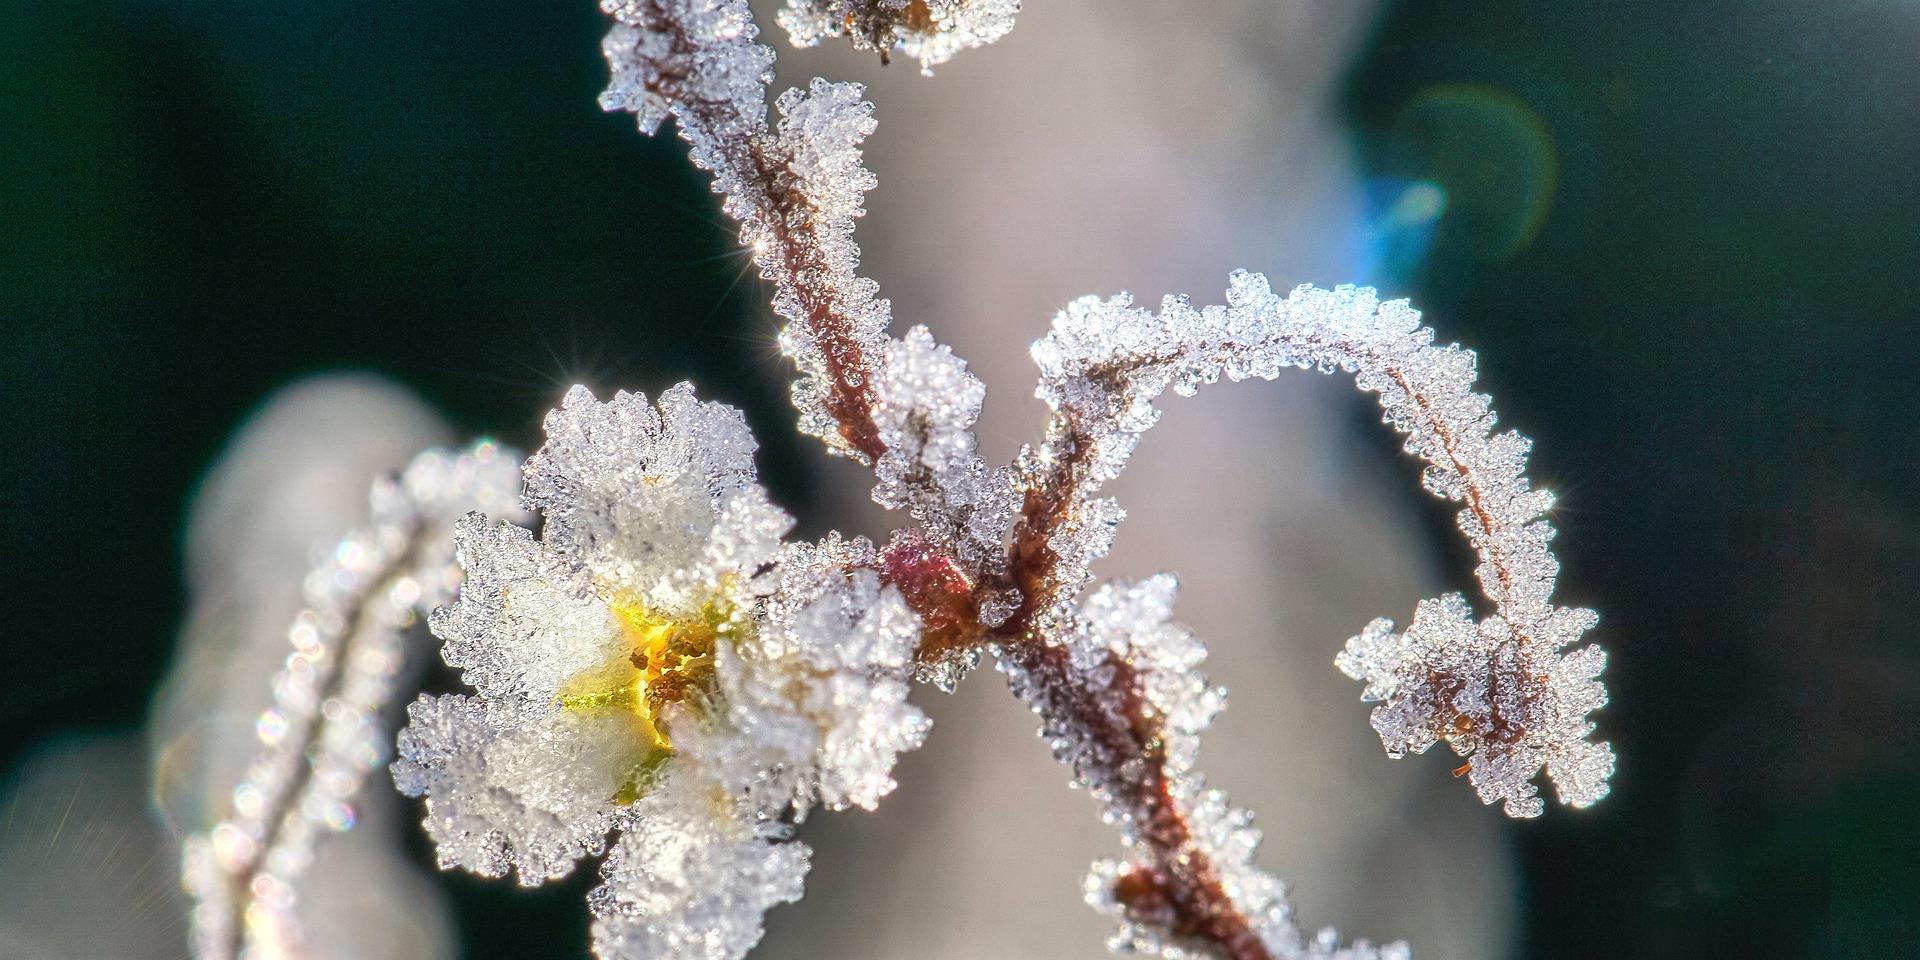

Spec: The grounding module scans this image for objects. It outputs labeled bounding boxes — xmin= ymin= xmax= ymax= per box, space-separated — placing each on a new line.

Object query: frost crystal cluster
xmin=186 ymin=5 xmax=1613 ymax=960
xmin=778 ymin=0 xmax=1020 ymax=73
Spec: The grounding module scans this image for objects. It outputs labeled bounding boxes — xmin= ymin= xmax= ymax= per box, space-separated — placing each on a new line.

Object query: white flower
xmin=393 ymin=384 xmax=927 ymax=960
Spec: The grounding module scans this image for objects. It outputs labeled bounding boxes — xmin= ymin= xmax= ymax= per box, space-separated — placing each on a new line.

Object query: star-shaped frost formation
xmin=1337 ymin=595 xmax=1612 ymax=818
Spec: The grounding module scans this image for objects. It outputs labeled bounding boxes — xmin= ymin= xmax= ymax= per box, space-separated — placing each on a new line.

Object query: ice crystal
xmin=1337 ymin=598 xmax=1613 ymax=817
xmin=729 ymin=533 xmax=929 ymax=810
xmin=589 ymin=780 xmax=810 ymax=960
xmin=183 ymin=441 xmax=523 ymax=960
xmin=598 ymin=0 xmax=771 ymax=139
xmin=393 ymin=385 xmax=927 ymax=960
xmin=778 ymin=0 xmax=1021 ymax=74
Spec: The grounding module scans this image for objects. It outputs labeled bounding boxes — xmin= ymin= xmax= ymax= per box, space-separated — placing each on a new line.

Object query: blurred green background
xmin=5 ymin=1 xmax=1918 ymax=958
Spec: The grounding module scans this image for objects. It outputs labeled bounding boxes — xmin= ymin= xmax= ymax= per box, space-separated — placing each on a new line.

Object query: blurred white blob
xmin=759 ymin=1 xmax=1517 ymax=958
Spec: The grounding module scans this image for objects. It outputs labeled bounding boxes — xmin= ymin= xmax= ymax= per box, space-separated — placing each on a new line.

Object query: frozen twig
xmin=601 ymin=0 xmax=1020 ymax=677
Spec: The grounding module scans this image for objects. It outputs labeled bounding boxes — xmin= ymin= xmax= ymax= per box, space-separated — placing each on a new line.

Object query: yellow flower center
xmin=557 ymin=589 xmax=732 ymax=803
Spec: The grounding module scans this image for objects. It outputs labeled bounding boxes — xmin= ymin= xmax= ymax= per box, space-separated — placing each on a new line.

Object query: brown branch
xmin=889 ymin=357 xmax=1269 ymax=957
xmin=1384 ymin=369 xmax=1519 ymax=623
xmin=647 ymin=12 xmax=888 ymax=462
xmin=754 ymin=151 xmax=888 ymax=461
xmin=995 ymin=352 xmax=1166 ymax=642
xmin=998 ymin=424 xmax=1090 ymax=638
xmin=1006 ymin=640 xmax=1274 ymax=960
xmin=992 ymin=427 xmax=1274 ymax=960
xmin=1382 ymin=367 xmax=1552 ymax=753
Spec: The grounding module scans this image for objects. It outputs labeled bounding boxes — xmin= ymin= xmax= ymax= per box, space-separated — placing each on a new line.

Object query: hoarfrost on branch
xmin=183 ymin=4 xmax=1613 ymax=960
xmin=777 ymin=1 xmax=1020 ymax=74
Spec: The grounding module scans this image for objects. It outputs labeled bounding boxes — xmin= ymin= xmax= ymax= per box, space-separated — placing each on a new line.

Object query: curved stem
xmin=190 ymin=518 xmax=426 ymax=960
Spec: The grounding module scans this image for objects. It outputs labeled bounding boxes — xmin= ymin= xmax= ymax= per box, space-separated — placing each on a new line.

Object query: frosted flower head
xmin=393 ymin=384 xmax=927 ymax=960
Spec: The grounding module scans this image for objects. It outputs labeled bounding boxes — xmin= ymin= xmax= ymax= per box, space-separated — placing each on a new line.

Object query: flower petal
xmin=391 ymin=694 xmax=628 ymax=884
xmin=432 ymin=514 xmax=629 ymax=703
xmin=523 ymin=384 xmax=771 ymax=596
xmin=587 ymin=782 xmax=809 ymax=960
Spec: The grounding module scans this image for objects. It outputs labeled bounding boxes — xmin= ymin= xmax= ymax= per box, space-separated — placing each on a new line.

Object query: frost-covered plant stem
xmin=602 ymin=1 xmax=890 ymax=462
xmin=183 ymin=445 xmax=522 ymax=960
xmin=185 ymin=514 xmax=422 ymax=960
xmin=1028 ymin=279 xmax=1612 ymax=818
xmin=588 ymin=2 xmax=1611 ymax=959
xmin=779 ymin=1 xmax=1021 ymax=74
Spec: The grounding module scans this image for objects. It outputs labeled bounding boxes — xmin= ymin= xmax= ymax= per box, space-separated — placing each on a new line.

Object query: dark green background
xmin=5 ymin=2 xmax=1917 ymax=957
